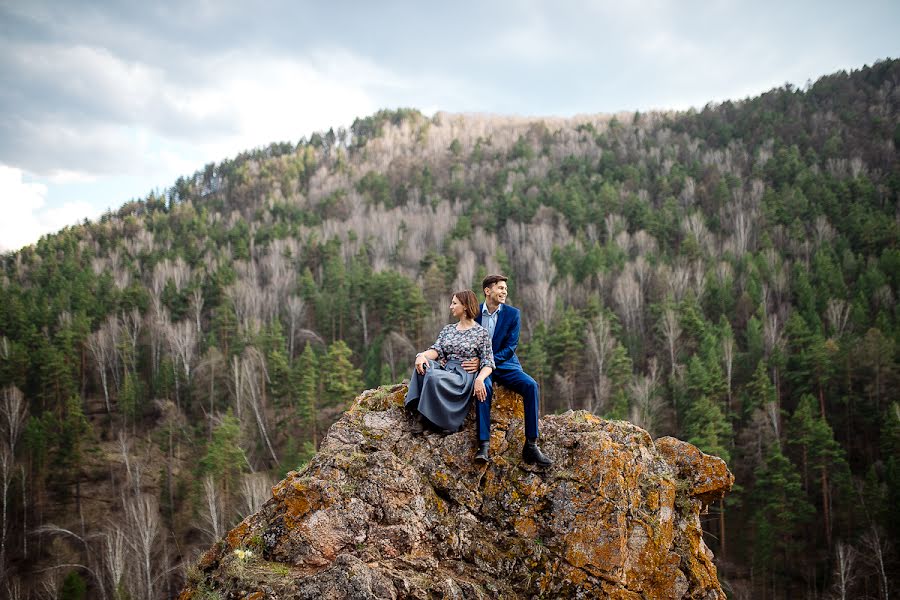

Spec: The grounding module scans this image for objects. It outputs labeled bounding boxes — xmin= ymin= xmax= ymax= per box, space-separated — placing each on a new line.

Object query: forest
xmin=0 ymin=59 xmax=898 ymax=599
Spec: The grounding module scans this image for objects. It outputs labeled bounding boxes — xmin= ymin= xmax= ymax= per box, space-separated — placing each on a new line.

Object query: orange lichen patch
xmin=490 ymin=386 xmax=526 ymax=424
xmin=273 ymin=478 xmax=333 ymax=531
xmin=225 ymin=521 xmax=250 ymax=549
xmin=562 ymin=504 xmax=627 ymax=581
xmin=656 ymin=437 xmax=734 ymax=504
xmin=600 ymin=582 xmax=644 ymax=600
xmin=678 ymin=526 xmax=721 ymax=592
xmin=241 ymin=592 xmax=264 ymax=600
xmin=621 ymin=522 xmax=683 ymax=599
xmin=562 ymin=565 xmax=587 ymax=585
xmin=513 ymin=516 xmax=538 ymax=538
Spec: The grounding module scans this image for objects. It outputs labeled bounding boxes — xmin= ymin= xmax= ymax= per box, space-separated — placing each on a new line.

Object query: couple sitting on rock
xmin=404 ymin=274 xmax=552 ymax=467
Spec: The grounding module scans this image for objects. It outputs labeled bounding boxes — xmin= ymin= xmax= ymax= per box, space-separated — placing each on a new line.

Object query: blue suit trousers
xmin=477 ymin=366 xmax=540 ymax=441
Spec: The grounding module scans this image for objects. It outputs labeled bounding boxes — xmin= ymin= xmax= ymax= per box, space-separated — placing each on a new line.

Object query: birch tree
xmin=124 ymin=494 xmax=160 ymax=600
xmin=829 ymin=541 xmax=858 ymax=600
xmin=659 ymin=307 xmax=681 ymax=378
xmin=239 ymin=472 xmax=273 ymax=518
xmin=200 ymin=475 xmax=225 ymax=543
xmin=237 ymin=347 xmax=278 ymax=465
xmin=585 ymin=314 xmax=615 ymax=414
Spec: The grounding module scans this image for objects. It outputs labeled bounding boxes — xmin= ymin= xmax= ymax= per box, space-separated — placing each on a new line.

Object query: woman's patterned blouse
xmin=429 ymin=323 xmax=495 ymax=370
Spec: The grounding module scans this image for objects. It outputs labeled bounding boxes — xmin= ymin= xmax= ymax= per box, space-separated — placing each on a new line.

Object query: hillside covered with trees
xmin=1 ymin=59 xmax=898 ymax=599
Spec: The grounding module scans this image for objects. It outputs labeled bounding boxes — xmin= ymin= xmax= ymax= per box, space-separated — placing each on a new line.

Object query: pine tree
xmin=200 ymin=410 xmax=246 ymax=500
xmin=295 ymin=343 xmax=319 ymax=444
xmin=751 ymin=446 xmax=814 ymax=595
xmin=789 ymin=394 xmax=849 ymax=549
xmin=684 ymin=394 xmax=733 ymax=464
xmin=322 ymin=341 xmax=362 ymax=411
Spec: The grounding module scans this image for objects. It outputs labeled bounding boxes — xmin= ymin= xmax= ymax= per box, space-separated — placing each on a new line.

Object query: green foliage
xmin=684 ymin=393 xmax=732 ymax=463
xmin=751 ymin=446 xmax=814 ymax=586
xmin=322 ymin=341 xmax=363 ymax=410
xmin=59 ymin=570 xmax=88 ymax=600
xmin=201 ymin=411 xmax=247 ymax=485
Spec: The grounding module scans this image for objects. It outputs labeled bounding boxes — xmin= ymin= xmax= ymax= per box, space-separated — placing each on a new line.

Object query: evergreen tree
xmin=684 ymin=393 xmax=733 ymax=464
xmin=295 ymin=343 xmax=319 ymax=443
xmin=322 ymin=341 xmax=362 ymax=411
xmin=200 ymin=410 xmax=246 ymax=498
xmin=751 ymin=446 xmax=814 ymax=595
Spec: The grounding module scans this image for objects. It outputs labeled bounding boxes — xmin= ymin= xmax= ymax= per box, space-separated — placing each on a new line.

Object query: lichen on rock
xmin=180 ymin=383 xmax=733 ymax=599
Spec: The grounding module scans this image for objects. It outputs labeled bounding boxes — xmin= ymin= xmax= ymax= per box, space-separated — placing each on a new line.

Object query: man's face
xmin=484 ymin=281 xmax=508 ymax=305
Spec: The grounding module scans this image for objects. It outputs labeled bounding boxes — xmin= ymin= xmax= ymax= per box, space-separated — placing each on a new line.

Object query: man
xmin=463 ymin=274 xmax=552 ymax=466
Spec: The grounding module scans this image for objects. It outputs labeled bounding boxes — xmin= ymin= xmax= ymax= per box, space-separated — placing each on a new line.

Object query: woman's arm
xmin=414 ymin=349 xmax=439 ymax=375
xmin=473 ymin=328 xmax=495 ymax=401
xmin=473 ymin=366 xmax=493 ymax=401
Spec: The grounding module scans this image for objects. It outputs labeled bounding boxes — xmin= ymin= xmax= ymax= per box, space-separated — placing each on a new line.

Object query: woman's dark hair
xmin=454 ymin=290 xmax=480 ymax=320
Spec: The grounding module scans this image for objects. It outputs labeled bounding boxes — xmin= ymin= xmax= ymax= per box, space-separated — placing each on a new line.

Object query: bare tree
xmin=5 ymin=576 xmax=24 ymax=600
xmin=629 ymin=359 xmax=664 ymax=435
xmin=87 ymin=319 xmax=118 ymax=413
xmin=613 ymin=264 xmax=644 ymax=337
xmin=286 ymin=296 xmax=306 ymax=361
xmin=605 ymin=213 xmax=625 ymax=243
xmin=165 ymin=318 xmax=198 ymax=401
xmin=453 ymin=248 xmax=477 ymax=291
xmin=200 ymin=475 xmax=225 ymax=543
xmin=125 ymin=494 xmax=160 ymax=600
xmin=190 ymin=287 xmax=204 ymax=335
xmin=826 ymin=298 xmax=850 ymax=338
xmin=1 ymin=386 xmax=26 ymax=456
xmin=722 ymin=332 xmax=735 ymax=412
xmin=859 ymin=525 xmax=892 ymax=600
xmin=118 ymin=431 xmax=143 ymax=499
xmin=659 ymin=262 xmax=692 ymax=303
xmin=100 ymin=524 xmax=128 ymax=600
xmin=239 ymin=473 xmax=273 ymax=518
xmin=196 ymin=347 xmax=227 ymax=439
xmin=632 ymin=230 xmax=658 ymax=257
xmin=585 ymin=314 xmax=616 ymax=414
xmin=0 ymin=448 xmax=12 ymax=577
xmin=659 ymin=307 xmax=681 ymax=379
xmin=237 ymin=347 xmax=278 ymax=465
xmin=553 ymin=373 xmax=576 ymax=412
xmin=829 ymin=541 xmax=858 ymax=600
xmin=120 ymin=308 xmax=142 ymax=375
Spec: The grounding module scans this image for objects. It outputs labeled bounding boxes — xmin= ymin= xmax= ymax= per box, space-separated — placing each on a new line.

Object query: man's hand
xmin=474 ymin=377 xmax=487 ymax=402
xmin=461 ymin=358 xmax=479 ymax=373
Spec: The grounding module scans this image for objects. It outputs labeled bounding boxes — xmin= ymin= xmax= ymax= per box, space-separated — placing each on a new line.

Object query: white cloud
xmin=0 ymin=165 xmax=97 ymax=253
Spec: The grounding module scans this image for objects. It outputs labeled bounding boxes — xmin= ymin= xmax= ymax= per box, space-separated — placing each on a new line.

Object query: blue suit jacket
xmin=477 ymin=304 xmax=523 ymax=371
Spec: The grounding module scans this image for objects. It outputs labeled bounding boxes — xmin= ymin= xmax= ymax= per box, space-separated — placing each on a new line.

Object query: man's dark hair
xmin=482 ymin=274 xmax=508 ymax=293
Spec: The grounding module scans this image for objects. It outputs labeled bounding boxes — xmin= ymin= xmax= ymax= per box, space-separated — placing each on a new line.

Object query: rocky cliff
xmin=180 ymin=384 xmax=733 ymax=599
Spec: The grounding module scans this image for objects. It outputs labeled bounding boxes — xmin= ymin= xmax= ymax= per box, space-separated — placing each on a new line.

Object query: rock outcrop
xmin=180 ymin=384 xmax=733 ymax=599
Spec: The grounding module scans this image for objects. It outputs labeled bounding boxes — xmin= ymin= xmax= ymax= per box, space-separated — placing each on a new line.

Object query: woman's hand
xmin=415 ymin=353 xmax=430 ymax=375
xmin=474 ymin=377 xmax=487 ymax=402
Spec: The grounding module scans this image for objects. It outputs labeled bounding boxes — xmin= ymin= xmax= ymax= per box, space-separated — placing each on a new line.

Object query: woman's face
xmin=449 ymin=295 xmax=466 ymax=320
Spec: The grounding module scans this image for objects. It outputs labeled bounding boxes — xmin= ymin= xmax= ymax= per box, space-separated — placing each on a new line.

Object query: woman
xmin=405 ymin=290 xmax=494 ymax=450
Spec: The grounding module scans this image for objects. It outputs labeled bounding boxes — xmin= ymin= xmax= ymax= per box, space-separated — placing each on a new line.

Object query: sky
xmin=1 ymin=0 xmax=898 ymax=253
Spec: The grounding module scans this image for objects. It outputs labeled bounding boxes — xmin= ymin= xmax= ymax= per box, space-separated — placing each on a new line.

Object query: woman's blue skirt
xmin=404 ymin=359 xmax=475 ymax=432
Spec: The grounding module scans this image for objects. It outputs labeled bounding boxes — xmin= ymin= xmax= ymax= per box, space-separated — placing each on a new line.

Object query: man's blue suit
xmin=474 ymin=303 xmax=540 ymax=442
